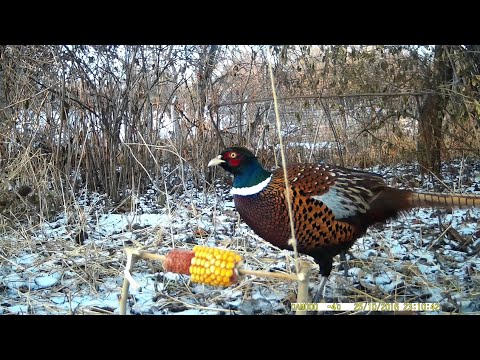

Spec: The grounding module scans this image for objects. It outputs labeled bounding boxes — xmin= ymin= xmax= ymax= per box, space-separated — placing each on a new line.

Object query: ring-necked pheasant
xmin=208 ymin=146 xmax=480 ymax=301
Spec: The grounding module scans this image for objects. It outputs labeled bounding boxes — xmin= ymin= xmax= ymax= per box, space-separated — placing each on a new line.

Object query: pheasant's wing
xmin=283 ymin=163 xmax=388 ymax=220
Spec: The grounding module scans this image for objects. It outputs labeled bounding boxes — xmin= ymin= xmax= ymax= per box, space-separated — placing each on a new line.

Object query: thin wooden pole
xmin=119 ymin=249 xmax=137 ymax=315
xmin=295 ymin=261 xmax=312 ymax=315
xmin=238 ymin=268 xmax=299 ymax=282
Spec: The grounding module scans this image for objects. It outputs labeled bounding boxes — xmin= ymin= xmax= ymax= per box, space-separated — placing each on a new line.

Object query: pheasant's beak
xmin=208 ymin=155 xmax=225 ymax=167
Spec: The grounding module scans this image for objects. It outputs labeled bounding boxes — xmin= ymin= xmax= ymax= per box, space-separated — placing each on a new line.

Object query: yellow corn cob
xmin=189 ymin=245 xmax=242 ymax=286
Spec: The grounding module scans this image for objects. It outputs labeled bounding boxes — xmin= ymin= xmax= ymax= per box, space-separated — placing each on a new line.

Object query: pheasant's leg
xmin=339 ymin=251 xmax=349 ymax=278
xmin=338 ymin=250 xmax=357 ymax=277
xmin=312 ymin=276 xmax=328 ymax=303
xmin=309 ymin=256 xmax=333 ymax=303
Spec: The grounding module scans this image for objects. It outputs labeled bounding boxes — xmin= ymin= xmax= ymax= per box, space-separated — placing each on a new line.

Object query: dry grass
xmin=1 ymin=120 xmax=478 ymax=315
xmin=1 ymin=182 xmax=478 ymax=315
xmin=1 ymin=45 xmax=479 ymax=314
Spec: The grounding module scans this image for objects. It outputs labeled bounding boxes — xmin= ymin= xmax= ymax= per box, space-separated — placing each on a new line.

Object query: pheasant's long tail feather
xmin=408 ymin=192 xmax=480 ymax=208
xmin=364 ymin=189 xmax=480 ymax=227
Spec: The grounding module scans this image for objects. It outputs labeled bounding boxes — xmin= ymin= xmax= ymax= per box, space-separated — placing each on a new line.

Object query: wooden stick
xmin=135 ymin=251 xmax=166 ymax=262
xmin=238 ymin=268 xmax=299 ymax=282
xmin=124 ymin=269 xmax=140 ymax=290
xmin=125 ymin=247 xmax=166 ymax=262
xmin=119 ymin=250 xmax=138 ymax=315
xmin=295 ymin=261 xmax=311 ymax=315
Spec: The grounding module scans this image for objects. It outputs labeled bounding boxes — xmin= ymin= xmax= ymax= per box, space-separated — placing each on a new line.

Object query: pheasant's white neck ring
xmin=231 ymin=175 xmax=273 ymax=196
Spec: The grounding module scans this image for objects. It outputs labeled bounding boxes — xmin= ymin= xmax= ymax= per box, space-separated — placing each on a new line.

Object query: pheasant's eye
xmin=230 ymin=152 xmax=237 ymax=159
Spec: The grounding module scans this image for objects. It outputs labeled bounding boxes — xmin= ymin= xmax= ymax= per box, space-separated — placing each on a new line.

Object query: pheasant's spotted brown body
xmin=234 ymin=167 xmax=356 ymax=248
xmin=208 ymin=146 xmax=480 ymax=286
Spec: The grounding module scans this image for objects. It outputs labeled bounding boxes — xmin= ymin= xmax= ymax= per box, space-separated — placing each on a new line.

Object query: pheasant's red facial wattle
xmin=228 ymin=158 xmax=241 ymax=167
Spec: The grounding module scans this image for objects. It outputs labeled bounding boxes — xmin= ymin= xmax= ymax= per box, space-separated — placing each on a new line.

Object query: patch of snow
xmin=1 ymin=157 xmax=479 ymax=314
xmin=35 ymin=273 xmax=61 ymax=288
xmin=6 ymin=305 xmax=30 ymax=314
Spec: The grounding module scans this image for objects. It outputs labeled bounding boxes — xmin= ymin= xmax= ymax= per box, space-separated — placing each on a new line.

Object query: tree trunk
xmin=195 ymin=45 xmax=218 ymax=188
xmin=196 ymin=45 xmax=218 ymax=137
xmin=418 ymin=93 xmax=443 ymax=178
xmin=417 ymin=45 xmax=453 ymax=181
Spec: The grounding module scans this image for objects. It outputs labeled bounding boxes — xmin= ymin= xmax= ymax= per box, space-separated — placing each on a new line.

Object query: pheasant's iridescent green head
xmin=208 ymin=147 xmax=272 ymax=194
xmin=208 ymin=147 xmax=258 ymax=175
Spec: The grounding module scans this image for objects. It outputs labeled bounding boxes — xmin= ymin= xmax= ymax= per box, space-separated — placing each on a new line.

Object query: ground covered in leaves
xmin=0 ymin=159 xmax=479 ymax=315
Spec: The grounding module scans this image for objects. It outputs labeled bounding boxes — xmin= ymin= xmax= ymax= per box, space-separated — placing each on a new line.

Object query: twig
xmin=119 ymin=249 xmax=140 ymax=315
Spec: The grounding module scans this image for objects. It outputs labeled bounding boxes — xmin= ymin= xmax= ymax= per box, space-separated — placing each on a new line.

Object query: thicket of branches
xmin=1 ymin=45 xmax=479 ymax=224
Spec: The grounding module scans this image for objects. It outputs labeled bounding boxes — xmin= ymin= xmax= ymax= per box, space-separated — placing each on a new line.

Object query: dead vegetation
xmin=0 ymin=45 xmax=479 ymax=314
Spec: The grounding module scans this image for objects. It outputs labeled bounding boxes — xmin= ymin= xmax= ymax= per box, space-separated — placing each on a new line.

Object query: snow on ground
xmin=0 ymin=158 xmax=479 ymax=315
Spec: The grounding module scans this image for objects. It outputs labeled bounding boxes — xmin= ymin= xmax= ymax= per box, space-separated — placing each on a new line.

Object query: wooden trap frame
xmin=120 ymin=246 xmax=312 ymax=315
